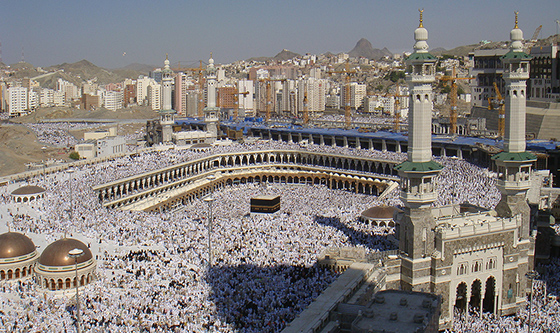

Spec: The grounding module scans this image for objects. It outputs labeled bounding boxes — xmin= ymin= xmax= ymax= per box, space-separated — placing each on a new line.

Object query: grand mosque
xmin=0 ymin=10 xmax=547 ymax=332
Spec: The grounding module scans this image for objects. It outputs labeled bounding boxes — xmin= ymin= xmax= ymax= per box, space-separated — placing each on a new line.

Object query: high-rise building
xmin=528 ymin=45 xmax=559 ymax=100
xmin=56 ymin=78 xmax=79 ymax=102
xmin=136 ymin=76 xmax=154 ymax=106
xmin=103 ymin=90 xmax=123 ymax=111
xmin=469 ymin=49 xmax=508 ymax=107
xmin=297 ymin=78 xmax=326 ymax=118
xmin=174 ymin=73 xmax=196 ymax=116
xmin=7 ymin=86 xmax=28 ymax=117
xmin=238 ymin=79 xmax=254 ymax=116
xmin=341 ymin=82 xmax=367 ymax=110
xmin=217 ymin=86 xmax=237 ymax=109
xmin=147 ymin=82 xmax=161 ymax=111
xmin=40 ymin=88 xmax=55 ymax=107
xmin=123 ymin=84 xmax=136 ymax=107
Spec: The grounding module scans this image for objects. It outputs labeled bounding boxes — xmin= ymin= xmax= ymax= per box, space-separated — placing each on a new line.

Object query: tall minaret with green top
xmin=492 ymin=12 xmax=536 ymax=240
xmin=395 ymin=9 xmax=443 ymax=291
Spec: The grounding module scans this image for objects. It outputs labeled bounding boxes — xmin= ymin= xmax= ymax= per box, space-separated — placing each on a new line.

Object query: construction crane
xmin=438 ymin=66 xmax=474 ymax=135
xmin=232 ymin=83 xmax=250 ymax=122
xmin=327 ymin=59 xmax=357 ymax=129
xmin=256 ymin=77 xmax=286 ymax=122
xmin=391 ymin=82 xmax=408 ymax=132
xmin=488 ymin=82 xmax=505 ymax=138
xmin=171 ymin=61 xmax=206 ymax=118
xmin=531 ymin=25 xmax=542 ymax=42
xmin=303 ymin=89 xmax=309 ymax=125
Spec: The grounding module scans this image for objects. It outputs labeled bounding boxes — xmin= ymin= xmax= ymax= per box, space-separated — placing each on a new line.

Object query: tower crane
xmin=303 ymin=88 xmax=309 ymax=125
xmin=257 ymin=77 xmax=287 ymax=123
xmin=232 ymin=82 xmax=250 ymax=122
xmin=327 ymin=59 xmax=357 ymax=129
xmin=438 ymin=66 xmax=474 ymax=135
xmin=391 ymin=82 xmax=408 ymax=132
xmin=530 ymin=25 xmax=542 ymax=42
xmin=488 ymin=82 xmax=505 ymax=138
xmin=171 ymin=60 xmax=206 ymax=118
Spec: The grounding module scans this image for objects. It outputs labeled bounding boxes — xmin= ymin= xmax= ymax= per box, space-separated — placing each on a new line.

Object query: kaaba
xmin=250 ymin=195 xmax=280 ymax=213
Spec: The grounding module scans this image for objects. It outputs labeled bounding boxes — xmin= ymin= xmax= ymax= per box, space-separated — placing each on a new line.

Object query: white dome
xmin=510 ymin=27 xmax=523 ymax=41
xmin=415 ymin=27 xmax=428 ymax=41
xmin=414 ymin=27 xmax=429 ymax=52
xmin=510 ymin=27 xmax=524 ymax=51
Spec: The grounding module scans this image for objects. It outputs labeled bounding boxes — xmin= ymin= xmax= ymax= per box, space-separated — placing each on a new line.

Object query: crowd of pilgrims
xmin=0 ymin=139 xmax=557 ymax=332
xmin=22 ymin=121 xmax=146 ymax=148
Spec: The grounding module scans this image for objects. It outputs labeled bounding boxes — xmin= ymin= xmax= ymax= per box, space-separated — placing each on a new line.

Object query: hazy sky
xmin=1 ymin=0 xmax=559 ymax=69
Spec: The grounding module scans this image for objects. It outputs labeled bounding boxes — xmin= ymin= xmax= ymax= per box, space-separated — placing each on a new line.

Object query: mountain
xmin=348 ymin=38 xmax=392 ymax=60
xmin=273 ymin=49 xmax=301 ymax=61
xmin=115 ymin=63 xmax=155 ymax=73
xmin=113 ymin=63 xmax=155 ymax=79
xmin=246 ymin=49 xmax=301 ymax=63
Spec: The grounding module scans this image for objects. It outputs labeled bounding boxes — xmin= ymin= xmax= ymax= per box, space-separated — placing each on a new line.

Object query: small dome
xmin=0 ymin=232 xmax=36 ymax=259
xmin=510 ymin=28 xmax=524 ymax=52
xmin=39 ymin=238 xmax=92 ymax=267
xmin=510 ymin=28 xmax=523 ymax=41
xmin=11 ymin=185 xmax=46 ymax=196
xmin=414 ymin=27 xmax=428 ymax=41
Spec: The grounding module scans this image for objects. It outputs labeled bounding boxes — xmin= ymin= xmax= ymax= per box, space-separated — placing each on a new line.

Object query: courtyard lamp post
xmin=526 ymin=270 xmax=539 ymax=332
xmin=68 ymin=248 xmax=84 ymax=333
xmin=203 ymin=195 xmax=215 ymax=268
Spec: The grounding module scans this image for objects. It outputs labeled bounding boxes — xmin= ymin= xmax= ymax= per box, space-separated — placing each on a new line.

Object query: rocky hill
xmin=348 ymin=38 xmax=392 ymax=60
xmin=273 ymin=49 xmax=301 ymax=61
xmin=10 ymin=60 xmax=155 ymax=89
xmin=112 ymin=63 xmax=154 ymax=79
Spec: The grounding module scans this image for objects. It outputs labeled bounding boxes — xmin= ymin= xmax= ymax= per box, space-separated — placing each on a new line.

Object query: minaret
xmin=203 ymin=53 xmax=219 ymax=142
xmin=492 ymin=12 xmax=536 ymax=239
xmin=160 ymin=54 xmax=176 ymax=144
xmin=394 ymin=10 xmax=443 ymax=291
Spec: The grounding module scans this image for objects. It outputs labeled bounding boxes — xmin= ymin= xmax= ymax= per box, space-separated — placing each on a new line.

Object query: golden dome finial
xmin=514 ymin=11 xmax=519 ymax=29
xmin=419 ymin=8 xmax=424 ymax=28
xmin=166 ymin=53 xmax=168 ymax=61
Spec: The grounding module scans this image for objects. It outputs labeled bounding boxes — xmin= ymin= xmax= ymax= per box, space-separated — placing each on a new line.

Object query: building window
xmin=457 ymin=262 xmax=468 ymax=275
xmin=472 ymin=260 xmax=482 ymax=273
xmin=486 ymin=257 xmax=497 ymax=270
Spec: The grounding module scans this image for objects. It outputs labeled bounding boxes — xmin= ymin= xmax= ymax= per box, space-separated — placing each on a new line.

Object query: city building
xmin=96 ymin=136 xmax=126 ymax=158
xmin=102 ymin=90 xmax=123 ymax=111
xmin=341 ymin=82 xmax=367 ymax=110
xmin=528 ymin=45 xmax=559 ymax=100
xmin=7 ymin=86 xmax=28 ymax=117
xmin=56 ymin=78 xmax=79 ymax=102
xmin=136 ymin=76 xmax=154 ymax=106
xmin=147 ymin=82 xmax=162 ymax=111
xmin=174 ymin=73 xmax=194 ymax=116
xmin=238 ymin=79 xmax=254 ymax=117
xmin=298 ymin=78 xmax=326 ymax=118
xmin=82 ymin=93 xmax=100 ymax=111
xmin=123 ymin=83 xmax=136 ymax=107
xmin=469 ymin=49 xmax=508 ymax=108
